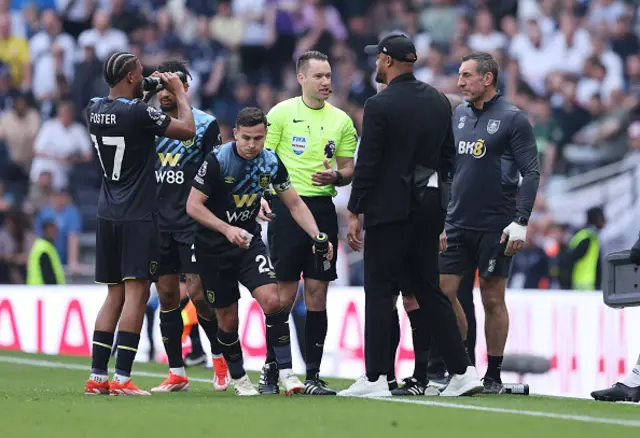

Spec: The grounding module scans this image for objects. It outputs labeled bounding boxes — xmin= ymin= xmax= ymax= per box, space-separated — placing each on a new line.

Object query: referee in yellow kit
xmin=259 ymin=51 xmax=358 ymax=396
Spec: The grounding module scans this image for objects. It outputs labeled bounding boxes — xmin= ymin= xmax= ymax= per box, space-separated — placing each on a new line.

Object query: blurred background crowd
xmin=0 ymin=0 xmax=638 ymax=289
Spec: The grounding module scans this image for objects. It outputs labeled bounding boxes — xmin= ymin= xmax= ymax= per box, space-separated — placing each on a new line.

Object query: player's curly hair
xmin=157 ymin=58 xmax=192 ymax=82
xmin=103 ymin=52 xmax=138 ymax=87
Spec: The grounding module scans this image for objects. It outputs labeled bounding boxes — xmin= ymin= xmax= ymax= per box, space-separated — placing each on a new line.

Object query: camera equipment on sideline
xmin=603 ymin=250 xmax=640 ymax=308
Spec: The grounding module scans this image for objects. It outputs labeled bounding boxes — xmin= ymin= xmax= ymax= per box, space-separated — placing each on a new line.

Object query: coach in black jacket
xmin=339 ymin=34 xmax=483 ymax=398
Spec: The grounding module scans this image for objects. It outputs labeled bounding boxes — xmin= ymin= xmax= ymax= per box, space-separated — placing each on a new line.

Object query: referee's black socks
xmin=218 ymin=329 xmax=245 ymax=379
xmin=159 ymin=306 xmax=184 ymax=369
xmin=266 ymin=309 xmax=293 ymax=370
xmin=305 ymin=310 xmax=327 ymax=380
xmin=407 ymin=309 xmax=428 ymax=384
xmin=197 ymin=313 xmax=222 ymax=357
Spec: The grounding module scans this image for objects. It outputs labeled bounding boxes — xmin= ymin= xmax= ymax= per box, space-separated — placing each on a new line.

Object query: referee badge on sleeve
xmin=487 ymin=119 xmax=501 ymax=135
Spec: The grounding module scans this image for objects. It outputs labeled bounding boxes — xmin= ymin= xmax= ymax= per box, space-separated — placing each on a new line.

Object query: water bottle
xmin=500 ymin=383 xmax=529 ymax=395
xmin=313 ymin=233 xmax=330 ymax=272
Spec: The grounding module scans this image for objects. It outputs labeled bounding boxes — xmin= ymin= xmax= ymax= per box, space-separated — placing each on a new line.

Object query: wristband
xmin=334 ymin=171 xmax=344 ymax=185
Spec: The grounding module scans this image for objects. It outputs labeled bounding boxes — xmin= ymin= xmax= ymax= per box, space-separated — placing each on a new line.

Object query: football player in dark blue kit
xmin=147 ymin=59 xmax=232 ymax=393
xmin=84 ymin=52 xmax=196 ymax=396
xmin=186 ymin=107 xmax=333 ymax=396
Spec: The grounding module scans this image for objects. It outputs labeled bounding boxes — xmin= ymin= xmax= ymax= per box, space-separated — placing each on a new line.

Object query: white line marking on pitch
xmin=1 ymin=354 xmax=639 ymax=428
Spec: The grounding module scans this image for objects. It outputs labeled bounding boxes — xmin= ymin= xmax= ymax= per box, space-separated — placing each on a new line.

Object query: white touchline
xmin=1 ymin=354 xmax=639 ymax=428
xmin=0 ymin=355 xmax=214 ymax=384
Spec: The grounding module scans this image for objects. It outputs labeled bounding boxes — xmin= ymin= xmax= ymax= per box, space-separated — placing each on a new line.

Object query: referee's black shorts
xmin=439 ymin=223 xmax=512 ymax=278
xmin=267 ymin=196 xmax=338 ymax=282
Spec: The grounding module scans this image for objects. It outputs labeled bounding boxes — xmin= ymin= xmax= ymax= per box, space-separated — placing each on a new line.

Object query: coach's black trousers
xmin=363 ymin=193 xmax=469 ymax=378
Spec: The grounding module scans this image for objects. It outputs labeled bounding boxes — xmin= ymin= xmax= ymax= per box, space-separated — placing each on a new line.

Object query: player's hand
xmin=439 ymin=231 xmax=447 ymax=252
xmin=500 ymin=222 xmax=527 ymax=257
xmin=312 ymin=241 xmax=334 ymax=261
xmin=347 ymin=213 xmax=363 ymax=252
xmin=257 ymin=198 xmax=273 ymax=222
xmin=157 ymin=72 xmax=184 ymax=95
xmin=224 ymin=226 xmax=250 ymax=249
xmin=311 ymin=159 xmax=337 ymax=186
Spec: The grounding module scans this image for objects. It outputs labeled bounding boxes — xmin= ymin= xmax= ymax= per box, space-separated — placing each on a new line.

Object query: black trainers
xmin=387 ymin=378 xmax=398 ymax=391
xmin=184 ymin=352 xmax=207 ymax=367
xmin=591 ymin=383 xmax=640 ymax=402
xmin=304 ymin=377 xmax=337 ymax=395
xmin=426 ymin=372 xmax=450 ymax=390
xmin=482 ymin=377 xmax=503 ymax=394
xmin=391 ymin=377 xmax=426 ymax=396
xmin=258 ymin=362 xmax=279 ymax=395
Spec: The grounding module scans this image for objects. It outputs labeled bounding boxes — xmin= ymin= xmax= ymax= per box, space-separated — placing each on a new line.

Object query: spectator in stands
xmin=296 ymin=0 xmax=347 ymax=62
xmin=30 ymin=101 xmax=92 ymax=191
xmin=35 ymin=188 xmax=82 ymax=273
xmin=77 ymin=9 xmax=128 ymax=61
xmin=210 ymin=0 xmax=244 ymax=51
xmin=57 ymin=0 xmax=94 ymax=39
xmin=550 ymin=75 xmax=592 ymax=173
xmin=610 ymin=15 xmax=639 ymax=63
xmin=26 ymin=219 xmax=65 ymax=285
xmin=546 ymin=222 xmax=573 ymax=290
xmin=469 ymin=7 xmax=508 ymax=53
xmin=0 ymin=13 xmax=30 ymax=88
xmin=567 ymin=207 xmax=606 ymax=291
xmin=70 ymin=40 xmax=107 ymax=122
xmin=564 ymin=90 xmax=634 ymax=171
xmin=188 ymin=15 xmax=227 ymax=112
xmin=0 ymin=91 xmax=40 ymax=181
xmin=24 ymin=170 xmax=53 ymax=215
xmin=110 ymin=0 xmax=146 ymax=37
xmin=0 ymin=62 xmax=14 ymax=111
xmin=508 ymin=222 xmax=551 ymax=289
xmin=551 ymin=12 xmax=592 ymax=76
xmin=29 ymin=10 xmax=76 ymax=103
xmin=419 ymin=0 xmax=457 ymax=46
xmin=0 ymin=209 xmax=35 ymax=284
xmin=626 ymin=54 xmax=640 ymax=97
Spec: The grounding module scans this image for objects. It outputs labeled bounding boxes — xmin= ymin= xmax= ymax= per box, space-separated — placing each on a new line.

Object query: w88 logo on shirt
xmin=458 ymin=139 xmax=486 ymax=159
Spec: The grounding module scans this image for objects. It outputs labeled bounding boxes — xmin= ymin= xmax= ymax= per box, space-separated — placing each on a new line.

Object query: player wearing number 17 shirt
xmin=84 ymin=52 xmax=196 ymax=396
xmin=186 ymin=107 xmax=334 ymax=396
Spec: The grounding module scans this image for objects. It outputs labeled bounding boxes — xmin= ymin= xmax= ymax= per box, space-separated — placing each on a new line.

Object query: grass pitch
xmin=1 ymin=352 xmax=639 ymax=438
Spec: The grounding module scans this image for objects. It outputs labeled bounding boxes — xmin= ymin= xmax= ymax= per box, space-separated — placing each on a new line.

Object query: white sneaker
xmin=440 ymin=366 xmax=484 ymax=397
xmin=338 ymin=374 xmax=392 ymax=397
xmin=233 ymin=374 xmax=259 ymax=396
xmin=278 ymin=369 xmax=305 ymax=396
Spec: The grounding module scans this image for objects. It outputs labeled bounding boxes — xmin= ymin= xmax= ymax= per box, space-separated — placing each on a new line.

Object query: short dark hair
xmin=236 ymin=107 xmax=267 ymax=128
xmin=296 ymin=51 xmax=329 ymax=74
xmin=103 ymin=52 xmax=139 ymax=87
xmin=461 ymin=51 xmax=499 ymax=87
xmin=587 ymin=207 xmax=604 ymax=226
xmin=157 ymin=58 xmax=192 ymax=82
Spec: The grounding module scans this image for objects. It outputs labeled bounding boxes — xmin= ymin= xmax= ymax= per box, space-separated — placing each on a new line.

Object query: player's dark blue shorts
xmin=158 ymin=230 xmax=198 ymax=276
xmin=195 ymin=237 xmax=277 ymax=309
xmin=95 ymin=216 xmax=161 ymax=284
xmin=439 ymin=223 xmax=512 ymax=279
xmin=267 ymin=196 xmax=338 ymax=282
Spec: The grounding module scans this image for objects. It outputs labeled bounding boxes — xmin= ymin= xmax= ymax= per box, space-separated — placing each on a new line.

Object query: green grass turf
xmin=1 ymin=352 xmax=639 ymax=438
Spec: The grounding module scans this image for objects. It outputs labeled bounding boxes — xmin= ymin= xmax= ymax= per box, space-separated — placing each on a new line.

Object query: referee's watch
xmin=334 ymin=170 xmax=344 ymax=186
xmin=515 ymin=216 xmax=529 ymax=226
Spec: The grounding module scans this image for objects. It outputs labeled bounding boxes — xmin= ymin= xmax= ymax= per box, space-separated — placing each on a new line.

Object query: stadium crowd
xmin=0 ymin=0 xmax=638 ymax=288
